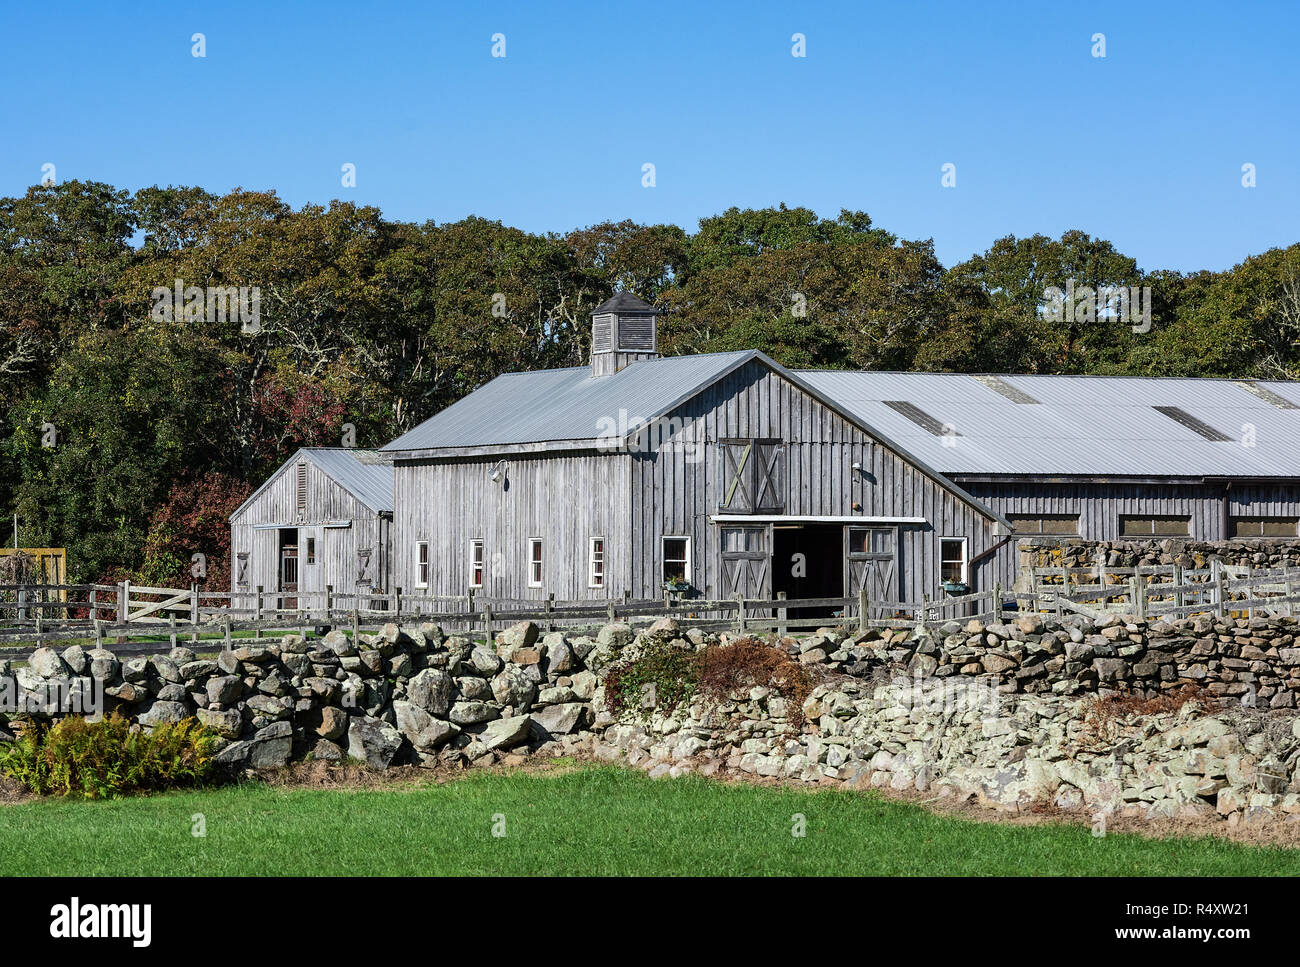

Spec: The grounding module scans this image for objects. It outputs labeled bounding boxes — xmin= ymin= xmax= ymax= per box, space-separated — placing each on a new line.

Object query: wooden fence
xmin=3 ymin=564 xmax=1299 ymax=658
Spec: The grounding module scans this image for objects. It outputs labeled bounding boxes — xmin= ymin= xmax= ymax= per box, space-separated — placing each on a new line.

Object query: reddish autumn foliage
xmin=136 ymin=472 xmax=253 ymax=590
xmin=248 ymin=372 xmax=347 ymax=469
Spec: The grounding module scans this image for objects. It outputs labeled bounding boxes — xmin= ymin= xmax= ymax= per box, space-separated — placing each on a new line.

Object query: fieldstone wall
xmin=0 ymin=621 xmax=622 ymax=770
xmin=1028 ymin=538 xmax=1300 ymax=571
xmin=5 ymin=613 xmax=1300 ymax=825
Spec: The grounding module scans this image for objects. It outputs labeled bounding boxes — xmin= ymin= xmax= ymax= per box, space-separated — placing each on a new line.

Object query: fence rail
xmin=4 ymin=563 xmax=1300 ymax=658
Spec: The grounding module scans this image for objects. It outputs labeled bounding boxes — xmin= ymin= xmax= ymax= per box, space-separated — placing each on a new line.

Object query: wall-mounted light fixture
xmin=487 ymin=459 xmax=507 ymax=484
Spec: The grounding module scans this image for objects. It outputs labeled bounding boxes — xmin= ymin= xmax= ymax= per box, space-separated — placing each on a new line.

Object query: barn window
xmin=470 ymin=539 xmax=484 ymax=589
xmin=589 ymin=538 xmax=605 ymax=588
xmin=663 ymin=536 xmax=692 ymax=585
xmin=940 ymin=538 xmax=968 ymax=584
xmin=1119 ymin=515 xmax=1191 ymax=537
xmin=528 ymin=538 xmax=544 ymax=588
xmin=1231 ymin=517 xmax=1299 ymax=538
xmin=305 ymin=537 xmax=316 ymax=564
xmin=718 ymin=439 xmax=784 ymax=514
xmin=295 ymin=462 xmax=308 ymax=519
xmin=415 ymin=541 xmax=429 ymax=588
xmin=848 ymin=527 xmax=894 ymax=557
xmin=1008 ymin=515 xmax=1080 ymax=536
xmin=236 ymin=552 xmax=250 ymax=588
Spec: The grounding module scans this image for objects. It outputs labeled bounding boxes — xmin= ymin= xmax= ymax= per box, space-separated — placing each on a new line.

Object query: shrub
xmin=697 ymin=637 xmax=816 ymax=727
xmin=602 ymin=635 xmax=817 ymax=727
xmin=602 ymin=640 xmax=700 ymax=717
xmin=0 ymin=714 xmax=218 ymax=798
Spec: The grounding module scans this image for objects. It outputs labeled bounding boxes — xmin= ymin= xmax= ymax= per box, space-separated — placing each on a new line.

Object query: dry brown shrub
xmin=697 ymin=637 xmax=817 ymax=727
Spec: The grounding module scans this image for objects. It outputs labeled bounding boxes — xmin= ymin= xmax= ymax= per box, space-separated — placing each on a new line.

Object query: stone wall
xmin=1027 ymin=537 xmax=1300 ymax=571
xmin=0 ymin=621 xmax=623 ymax=770
xmin=5 ymin=614 xmax=1300 ymax=825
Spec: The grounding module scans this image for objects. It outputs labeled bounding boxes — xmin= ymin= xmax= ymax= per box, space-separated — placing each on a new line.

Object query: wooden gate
xmin=720 ymin=525 xmax=770 ymax=598
xmin=845 ymin=525 xmax=898 ymax=617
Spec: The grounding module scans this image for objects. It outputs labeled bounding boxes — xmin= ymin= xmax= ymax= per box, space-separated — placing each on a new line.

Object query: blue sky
xmin=1 ymin=0 xmax=1296 ymax=272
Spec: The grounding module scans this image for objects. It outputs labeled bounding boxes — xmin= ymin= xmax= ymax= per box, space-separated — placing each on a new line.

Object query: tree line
xmin=2 ymin=181 xmax=1297 ymax=587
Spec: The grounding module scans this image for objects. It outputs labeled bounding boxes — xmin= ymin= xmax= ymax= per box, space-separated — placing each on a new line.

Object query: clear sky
xmin=1 ymin=0 xmax=1296 ymax=272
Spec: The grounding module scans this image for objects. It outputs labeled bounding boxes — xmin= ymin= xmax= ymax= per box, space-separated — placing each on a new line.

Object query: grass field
xmin=1 ymin=765 xmax=1296 ymax=876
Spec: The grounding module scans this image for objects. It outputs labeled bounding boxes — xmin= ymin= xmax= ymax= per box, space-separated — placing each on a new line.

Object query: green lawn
xmin=0 ymin=765 xmax=1294 ymax=876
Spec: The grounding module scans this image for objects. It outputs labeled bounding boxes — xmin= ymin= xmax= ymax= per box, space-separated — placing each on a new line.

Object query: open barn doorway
xmin=771 ymin=524 xmax=844 ymax=621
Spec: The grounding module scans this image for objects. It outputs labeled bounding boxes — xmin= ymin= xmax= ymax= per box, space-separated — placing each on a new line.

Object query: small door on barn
xmin=278 ymin=529 xmax=299 ymax=611
xmin=297 ymin=526 xmax=322 ymax=602
xmin=356 ymin=548 xmax=375 ymax=609
xmin=720 ymin=525 xmax=770 ymax=599
xmin=845 ymin=526 xmax=899 ymax=618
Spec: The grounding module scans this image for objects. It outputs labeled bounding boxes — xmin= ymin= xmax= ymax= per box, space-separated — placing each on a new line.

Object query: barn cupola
xmin=589 ymin=292 xmax=661 ymax=377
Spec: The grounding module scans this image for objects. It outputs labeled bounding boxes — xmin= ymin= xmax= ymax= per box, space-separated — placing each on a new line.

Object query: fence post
xmin=169 ymin=611 xmax=178 ymax=649
xmin=1172 ymin=563 xmax=1184 ymax=615
xmin=94 ymin=617 xmax=103 ymax=649
xmin=1213 ymin=559 xmax=1226 ymax=617
xmin=89 ymin=586 xmax=97 ymax=622
xmin=394 ymin=587 xmax=402 ymax=622
xmin=325 ymin=584 xmax=334 ymax=622
xmin=483 ymin=603 xmax=494 ymax=647
xmin=607 ymin=600 xmax=616 ymax=625
xmin=254 ymin=585 xmax=263 ymax=641
xmin=545 ymin=593 xmax=554 ymax=633
xmin=993 ymin=583 xmax=1003 ymax=622
xmin=223 ymin=613 xmax=232 ymax=650
xmin=858 ymin=586 xmax=868 ymax=632
xmin=351 ymin=607 xmax=359 ymax=643
xmin=190 ymin=583 xmax=199 ymax=643
xmin=117 ymin=580 xmax=128 ymax=623
xmin=776 ymin=590 xmax=787 ymax=638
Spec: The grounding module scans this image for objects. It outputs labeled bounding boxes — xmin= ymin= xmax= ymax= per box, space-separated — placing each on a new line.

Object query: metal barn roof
xmin=230 ymin=448 xmax=394 ymax=519
xmin=382 ymin=352 xmax=759 ymax=452
xmin=797 ymin=371 xmax=1300 ymax=478
xmin=380 ymin=348 xmax=1300 ymax=480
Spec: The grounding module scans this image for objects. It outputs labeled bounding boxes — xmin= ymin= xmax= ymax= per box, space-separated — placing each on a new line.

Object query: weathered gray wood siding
xmin=229 ymin=458 xmax=388 ymax=602
xmin=960 ymin=479 xmax=1300 ymax=590
xmin=391 ymin=452 xmax=632 ymax=600
xmin=630 ymin=361 xmax=999 ymax=603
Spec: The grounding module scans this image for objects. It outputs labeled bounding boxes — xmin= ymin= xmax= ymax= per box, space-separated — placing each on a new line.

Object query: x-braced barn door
xmin=845 ymin=525 xmax=898 ymax=619
xmin=720 ymin=525 xmax=770 ymax=598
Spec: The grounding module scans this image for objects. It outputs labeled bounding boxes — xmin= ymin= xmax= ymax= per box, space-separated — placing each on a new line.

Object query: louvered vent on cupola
xmin=589 ymin=292 xmax=663 ymax=377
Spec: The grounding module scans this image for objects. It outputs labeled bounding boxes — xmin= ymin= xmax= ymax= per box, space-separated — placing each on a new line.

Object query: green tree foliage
xmin=0 ymin=183 xmax=1293 ymax=584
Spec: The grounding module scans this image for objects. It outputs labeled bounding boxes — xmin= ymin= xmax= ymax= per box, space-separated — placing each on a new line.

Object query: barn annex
xmin=232 ymin=293 xmax=1300 ymax=613
xmin=228 ymin=448 xmax=394 ymax=608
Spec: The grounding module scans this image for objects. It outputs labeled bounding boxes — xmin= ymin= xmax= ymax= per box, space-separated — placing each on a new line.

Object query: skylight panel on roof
xmin=883 ymin=400 xmax=960 ymax=436
xmin=1234 ymin=381 xmax=1300 ymax=410
xmin=1152 ymin=405 xmax=1233 ymax=442
xmin=970 ymin=374 xmax=1041 ymax=404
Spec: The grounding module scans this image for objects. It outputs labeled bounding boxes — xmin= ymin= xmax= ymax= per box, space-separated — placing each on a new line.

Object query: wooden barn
xmin=228 ymin=448 xmax=393 ymax=608
xmin=234 ymin=293 xmax=1300 ymax=615
xmin=379 ymin=293 xmax=1012 ymax=611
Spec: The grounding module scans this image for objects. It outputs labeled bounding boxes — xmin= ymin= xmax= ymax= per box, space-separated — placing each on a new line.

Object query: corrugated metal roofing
xmin=230 ymin=448 xmax=394 ymax=519
xmin=797 ymin=371 xmax=1300 ymax=478
xmin=304 ymin=448 xmax=394 ymax=512
xmin=381 ymin=352 xmax=758 ymax=451
xmin=380 ymin=349 xmax=1300 ymax=480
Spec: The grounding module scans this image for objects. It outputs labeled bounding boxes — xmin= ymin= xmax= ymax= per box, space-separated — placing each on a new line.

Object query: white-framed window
xmin=469 ymin=539 xmax=484 ymax=589
xmin=415 ymin=541 xmax=429 ymax=589
xmin=305 ymin=537 xmax=316 ymax=565
xmin=662 ymin=536 xmax=692 ymax=586
xmin=940 ymin=538 xmax=968 ymax=585
xmin=528 ymin=538 xmax=544 ymax=588
xmin=589 ymin=537 xmax=605 ymax=588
